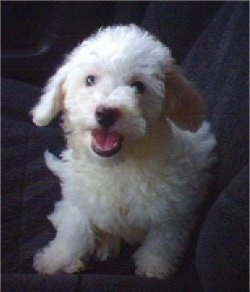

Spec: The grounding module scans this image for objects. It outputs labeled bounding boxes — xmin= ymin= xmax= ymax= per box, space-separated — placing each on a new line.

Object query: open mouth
xmin=91 ymin=129 xmax=124 ymax=157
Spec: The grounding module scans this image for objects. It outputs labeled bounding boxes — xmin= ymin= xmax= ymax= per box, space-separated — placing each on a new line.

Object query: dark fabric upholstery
xmin=196 ymin=164 xmax=249 ymax=292
xmin=2 ymin=2 xmax=249 ymax=291
xmin=142 ymin=2 xmax=224 ymax=63
xmin=182 ymin=2 xmax=249 ymax=195
xmin=2 ymin=274 xmax=79 ymax=292
xmin=182 ymin=3 xmax=249 ymax=291
xmin=2 ymin=79 xmax=62 ymax=274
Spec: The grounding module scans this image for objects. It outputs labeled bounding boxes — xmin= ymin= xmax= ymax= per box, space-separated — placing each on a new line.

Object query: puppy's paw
xmin=33 ymin=244 xmax=85 ymax=274
xmin=44 ymin=150 xmax=59 ymax=167
xmin=44 ymin=150 xmax=63 ymax=176
xmin=31 ymin=107 xmax=52 ymax=127
xmin=61 ymin=258 xmax=85 ymax=274
xmin=134 ymin=249 xmax=176 ymax=280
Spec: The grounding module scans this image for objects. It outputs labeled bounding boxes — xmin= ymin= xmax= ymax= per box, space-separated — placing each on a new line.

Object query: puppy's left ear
xmin=165 ymin=67 xmax=205 ymax=132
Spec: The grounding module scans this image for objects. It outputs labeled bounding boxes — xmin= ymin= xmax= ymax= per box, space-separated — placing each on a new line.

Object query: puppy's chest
xmin=66 ymin=164 xmax=169 ymax=231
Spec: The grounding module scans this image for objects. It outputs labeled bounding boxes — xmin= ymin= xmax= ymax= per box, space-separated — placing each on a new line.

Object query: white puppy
xmin=31 ymin=24 xmax=216 ymax=279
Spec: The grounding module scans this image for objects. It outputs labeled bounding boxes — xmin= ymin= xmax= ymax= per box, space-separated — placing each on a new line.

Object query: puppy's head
xmin=31 ymin=25 xmax=204 ymax=159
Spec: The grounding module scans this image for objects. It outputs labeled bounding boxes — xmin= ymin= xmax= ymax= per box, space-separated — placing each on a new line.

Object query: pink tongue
xmin=94 ymin=130 xmax=122 ymax=151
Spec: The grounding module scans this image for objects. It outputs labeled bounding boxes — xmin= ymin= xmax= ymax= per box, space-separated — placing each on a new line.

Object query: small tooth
xmin=113 ymin=142 xmax=118 ymax=147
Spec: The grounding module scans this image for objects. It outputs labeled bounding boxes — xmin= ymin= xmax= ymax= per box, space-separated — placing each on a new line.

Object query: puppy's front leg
xmin=33 ymin=201 xmax=94 ymax=274
xmin=134 ymin=224 xmax=190 ymax=279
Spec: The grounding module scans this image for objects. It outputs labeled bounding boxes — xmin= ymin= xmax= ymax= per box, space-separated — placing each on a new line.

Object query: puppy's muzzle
xmin=92 ymin=106 xmax=123 ymax=158
xmin=96 ymin=106 xmax=120 ymax=128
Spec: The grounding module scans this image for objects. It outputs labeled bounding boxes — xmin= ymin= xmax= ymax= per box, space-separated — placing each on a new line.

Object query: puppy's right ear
xmin=165 ymin=67 xmax=205 ymax=132
xmin=31 ymin=64 xmax=67 ymax=126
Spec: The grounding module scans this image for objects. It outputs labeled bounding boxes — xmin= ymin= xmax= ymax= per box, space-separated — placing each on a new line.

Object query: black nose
xmin=96 ymin=106 xmax=120 ymax=127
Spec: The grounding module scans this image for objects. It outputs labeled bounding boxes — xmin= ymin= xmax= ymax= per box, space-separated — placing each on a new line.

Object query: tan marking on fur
xmin=165 ymin=68 xmax=205 ymax=132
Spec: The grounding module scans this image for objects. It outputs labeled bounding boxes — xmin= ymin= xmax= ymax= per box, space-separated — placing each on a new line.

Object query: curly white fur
xmin=31 ymin=24 xmax=216 ymax=279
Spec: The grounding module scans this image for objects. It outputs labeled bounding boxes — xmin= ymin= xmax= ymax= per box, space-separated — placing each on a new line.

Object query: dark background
xmin=2 ymin=2 xmax=149 ymax=86
xmin=2 ymin=1 xmax=224 ymax=87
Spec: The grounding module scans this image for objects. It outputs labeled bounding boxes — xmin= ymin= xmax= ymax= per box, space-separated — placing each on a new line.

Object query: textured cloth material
xmin=182 ymin=3 xmax=249 ymax=291
xmin=196 ymin=164 xmax=249 ymax=292
xmin=142 ymin=2 xmax=224 ymax=63
xmin=182 ymin=2 xmax=249 ymax=196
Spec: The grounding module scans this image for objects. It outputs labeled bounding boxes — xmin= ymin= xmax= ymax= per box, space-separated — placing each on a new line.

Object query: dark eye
xmin=131 ymin=81 xmax=145 ymax=94
xmin=86 ymin=75 xmax=96 ymax=86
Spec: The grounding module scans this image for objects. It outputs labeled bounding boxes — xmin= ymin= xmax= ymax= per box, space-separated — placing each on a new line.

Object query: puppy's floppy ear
xmin=31 ymin=64 xmax=67 ymax=126
xmin=165 ymin=67 xmax=205 ymax=132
